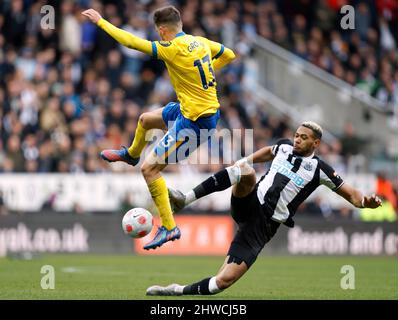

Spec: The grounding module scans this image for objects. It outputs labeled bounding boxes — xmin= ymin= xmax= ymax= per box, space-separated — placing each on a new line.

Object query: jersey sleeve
xmin=208 ymin=40 xmax=225 ymax=60
xmin=151 ymin=41 xmax=178 ymax=61
xmin=97 ymin=18 xmax=152 ymax=55
xmin=319 ymin=160 xmax=344 ymax=191
xmin=271 ymin=139 xmax=293 ymax=155
xmin=197 ymin=37 xmax=235 ymax=70
xmin=196 ymin=37 xmax=222 ymax=58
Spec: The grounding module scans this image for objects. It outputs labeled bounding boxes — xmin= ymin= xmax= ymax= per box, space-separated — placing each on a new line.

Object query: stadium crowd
xmin=0 ymin=0 xmax=397 ymax=219
xmin=267 ymin=0 xmax=398 ymax=110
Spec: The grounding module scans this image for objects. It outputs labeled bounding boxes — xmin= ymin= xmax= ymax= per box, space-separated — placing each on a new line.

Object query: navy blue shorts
xmin=153 ymin=102 xmax=220 ymax=164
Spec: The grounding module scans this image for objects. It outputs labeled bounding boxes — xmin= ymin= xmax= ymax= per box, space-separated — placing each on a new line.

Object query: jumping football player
xmin=146 ymin=121 xmax=382 ymax=296
xmin=82 ymin=6 xmax=235 ymax=250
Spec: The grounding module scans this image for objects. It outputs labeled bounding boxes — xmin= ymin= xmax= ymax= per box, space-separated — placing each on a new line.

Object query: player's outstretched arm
xmin=336 ymin=183 xmax=382 ymax=209
xmin=82 ymin=9 xmax=152 ymax=55
xmin=247 ymin=146 xmax=274 ymax=164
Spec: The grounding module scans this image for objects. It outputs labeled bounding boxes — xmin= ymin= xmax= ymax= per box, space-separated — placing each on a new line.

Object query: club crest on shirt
xmin=304 ymin=162 xmax=313 ymax=171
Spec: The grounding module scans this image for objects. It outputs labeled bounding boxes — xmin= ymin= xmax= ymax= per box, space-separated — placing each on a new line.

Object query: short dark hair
xmin=153 ymin=6 xmax=181 ymax=27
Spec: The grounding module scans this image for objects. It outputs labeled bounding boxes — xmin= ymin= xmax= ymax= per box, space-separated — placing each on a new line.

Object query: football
xmin=122 ymin=208 xmax=154 ymax=238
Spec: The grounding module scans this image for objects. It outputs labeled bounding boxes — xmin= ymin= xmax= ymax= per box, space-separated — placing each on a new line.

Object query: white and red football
xmin=122 ymin=208 xmax=154 ymax=238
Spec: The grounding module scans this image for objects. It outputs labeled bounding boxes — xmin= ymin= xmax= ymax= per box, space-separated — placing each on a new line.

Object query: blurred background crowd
xmin=0 ymin=0 xmax=397 ymax=220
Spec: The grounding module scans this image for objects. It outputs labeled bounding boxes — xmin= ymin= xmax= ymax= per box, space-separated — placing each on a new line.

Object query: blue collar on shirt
xmin=175 ymin=32 xmax=186 ymax=38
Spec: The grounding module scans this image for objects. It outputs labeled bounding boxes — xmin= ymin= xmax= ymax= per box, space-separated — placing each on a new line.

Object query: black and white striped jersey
xmin=256 ymin=139 xmax=344 ymax=227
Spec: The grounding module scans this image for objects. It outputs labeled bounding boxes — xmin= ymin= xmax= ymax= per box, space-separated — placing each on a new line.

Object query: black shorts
xmin=227 ymin=186 xmax=280 ymax=268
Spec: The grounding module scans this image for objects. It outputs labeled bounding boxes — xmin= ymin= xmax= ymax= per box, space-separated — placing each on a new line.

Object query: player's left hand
xmin=82 ymin=9 xmax=102 ymax=24
xmin=364 ymin=194 xmax=382 ymax=208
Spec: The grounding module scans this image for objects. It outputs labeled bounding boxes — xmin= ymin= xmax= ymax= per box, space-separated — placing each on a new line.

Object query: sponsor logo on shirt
xmin=271 ymin=159 xmax=305 ymax=187
xmin=159 ymin=41 xmax=172 ymax=47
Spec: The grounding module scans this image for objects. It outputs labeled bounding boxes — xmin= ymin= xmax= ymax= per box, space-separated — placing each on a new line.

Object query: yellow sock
xmin=148 ymin=176 xmax=176 ymax=230
xmin=128 ymin=121 xmax=147 ymax=158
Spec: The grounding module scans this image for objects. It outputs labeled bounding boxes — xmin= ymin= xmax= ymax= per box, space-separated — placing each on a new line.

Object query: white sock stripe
xmin=226 ymin=165 xmax=241 ymax=185
xmin=174 ymin=285 xmax=185 ymax=294
xmin=185 ymin=190 xmax=196 ymax=205
xmin=208 ymin=276 xmax=222 ymax=294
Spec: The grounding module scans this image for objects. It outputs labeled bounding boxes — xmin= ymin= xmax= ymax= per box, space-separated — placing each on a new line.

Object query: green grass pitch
xmin=1 ymin=254 xmax=397 ymax=300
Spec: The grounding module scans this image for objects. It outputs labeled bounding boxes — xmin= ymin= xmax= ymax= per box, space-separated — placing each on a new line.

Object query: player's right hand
xmin=82 ymin=9 xmax=102 ymax=24
xmin=364 ymin=194 xmax=382 ymax=208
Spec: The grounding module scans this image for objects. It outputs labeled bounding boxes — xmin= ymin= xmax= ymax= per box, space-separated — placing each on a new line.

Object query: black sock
xmin=183 ymin=277 xmax=214 ymax=295
xmin=193 ymin=169 xmax=231 ymax=200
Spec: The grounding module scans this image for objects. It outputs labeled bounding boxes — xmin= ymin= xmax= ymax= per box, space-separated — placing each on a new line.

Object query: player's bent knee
xmin=237 ymin=161 xmax=255 ymax=178
xmin=141 ymin=159 xmax=164 ymax=180
xmin=239 ymin=171 xmax=255 ymax=185
xmin=232 ymin=158 xmax=255 ymax=180
xmin=232 ymin=164 xmax=256 ymax=197
xmin=140 ymin=162 xmax=156 ymax=178
xmin=139 ymin=113 xmax=150 ymax=129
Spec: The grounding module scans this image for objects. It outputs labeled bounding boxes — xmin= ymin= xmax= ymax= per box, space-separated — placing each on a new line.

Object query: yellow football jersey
xmin=153 ymin=33 xmax=223 ymax=120
xmin=97 ymin=19 xmax=235 ymax=121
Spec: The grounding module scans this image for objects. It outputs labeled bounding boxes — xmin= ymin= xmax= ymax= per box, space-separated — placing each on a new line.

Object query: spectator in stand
xmin=376 ymin=172 xmax=398 ymax=211
xmin=340 ymin=122 xmax=365 ymax=158
xmin=0 ymin=191 xmax=8 ymax=216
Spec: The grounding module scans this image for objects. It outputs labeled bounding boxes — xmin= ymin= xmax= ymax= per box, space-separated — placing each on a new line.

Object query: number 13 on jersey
xmin=194 ymin=54 xmax=216 ymax=90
